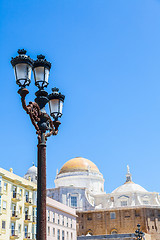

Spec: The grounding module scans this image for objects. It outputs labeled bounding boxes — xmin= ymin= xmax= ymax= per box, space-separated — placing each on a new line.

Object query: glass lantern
xmin=48 ymin=88 xmax=65 ymax=120
xmin=33 ymin=54 xmax=51 ymax=89
xmin=11 ymin=49 xmax=33 ymax=88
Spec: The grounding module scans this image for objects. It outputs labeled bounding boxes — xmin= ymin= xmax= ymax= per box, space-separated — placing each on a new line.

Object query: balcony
xmin=32 ymin=216 xmax=36 ymax=224
xmin=0 ymin=186 xmax=3 ymax=195
xmin=32 ymin=234 xmax=36 ymax=240
xmin=24 ymin=214 xmax=32 ymax=223
xmin=12 ymin=192 xmax=21 ymax=202
xmin=24 ymin=232 xmax=31 ymax=239
xmin=25 ymin=196 xmax=33 ymax=206
xmin=10 ymin=229 xmax=19 ymax=239
xmin=11 ymin=210 xmax=21 ymax=220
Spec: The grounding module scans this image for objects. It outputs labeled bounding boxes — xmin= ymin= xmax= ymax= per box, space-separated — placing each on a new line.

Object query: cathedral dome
xmin=59 ymin=157 xmax=100 ymax=174
xmin=26 ymin=164 xmax=37 ymax=175
xmin=112 ymin=181 xmax=148 ymax=194
xmin=24 ymin=164 xmax=37 ymax=183
xmin=112 ymin=165 xmax=148 ymax=194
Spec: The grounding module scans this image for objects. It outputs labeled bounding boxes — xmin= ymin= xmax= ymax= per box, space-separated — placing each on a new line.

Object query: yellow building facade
xmin=0 ymin=167 xmax=37 ymax=240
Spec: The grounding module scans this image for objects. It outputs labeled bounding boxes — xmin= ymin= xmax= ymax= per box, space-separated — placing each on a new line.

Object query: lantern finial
xmin=18 ymin=49 xmax=27 ymax=55
xmin=52 ymin=87 xmax=59 ymax=92
xmin=37 ymin=54 xmax=45 ymax=60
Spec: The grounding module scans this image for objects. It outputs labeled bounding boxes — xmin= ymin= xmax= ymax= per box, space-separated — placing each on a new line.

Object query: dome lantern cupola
xmin=126 ymin=165 xmax=132 ymax=183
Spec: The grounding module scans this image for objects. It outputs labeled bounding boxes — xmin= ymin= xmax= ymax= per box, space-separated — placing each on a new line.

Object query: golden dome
xmin=59 ymin=157 xmax=100 ymax=174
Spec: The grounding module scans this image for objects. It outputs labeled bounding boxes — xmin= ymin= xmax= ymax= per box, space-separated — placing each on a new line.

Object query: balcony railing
xmin=32 ymin=216 xmax=36 ymax=223
xmin=12 ymin=192 xmax=21 ymax=201
xmin=25 ymin=196 xmax=33 ymax=205
xmin=10 ymin=229 xmax=19 ymax=238
xmin=24 ymin=232 xmax=31 ymax=239
xmin=11 ymin=210 xmax=21 ymax=219
xmin=25 ymin=214 xmax=32 ymax=221
xmin=32 ymin=233 xmax=36 ymax=240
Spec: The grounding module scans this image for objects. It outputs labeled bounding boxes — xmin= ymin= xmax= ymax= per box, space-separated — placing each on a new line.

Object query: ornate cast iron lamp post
xmin=11 ymin=49 xmax=65 ymax=240
xmin=134 ymin=224 xmax=144 ymax=240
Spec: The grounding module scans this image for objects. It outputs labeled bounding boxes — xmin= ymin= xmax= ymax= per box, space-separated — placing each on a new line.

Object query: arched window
xmin=111 ymin=229 xmax=117 ymax=234
xmin=86 ymin=229 xmax=93 ymax=236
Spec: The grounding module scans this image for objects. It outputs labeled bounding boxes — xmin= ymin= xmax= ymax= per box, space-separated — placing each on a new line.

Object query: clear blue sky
xmin=0 ymin=0 xmax=160 ymax=193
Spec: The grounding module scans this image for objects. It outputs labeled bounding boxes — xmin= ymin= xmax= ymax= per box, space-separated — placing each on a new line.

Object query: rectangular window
xmin=57 ymin=229 xmax=60 ymax=240
xmin=53 ymin=228 xmax=55 ymax=236
xmin=121 ymin=201 xmax=127 ymax=206
xmin=2 ymin=220 xmax=6 ymax=229
xmin=87 ymin=214 xmax=92 ymax=220
xmin=19 ymin=189 xmax=22 ymax=196
xmin=71 ymin=219 xmax=73 ymax=228
xmin=25 ymin=191 xmax=29 ymax=202
xmin=13 ymin=186 xmax=17 ymax=198
xmin=11 ymin=222 xmax=15 ymax=236
xmin=71 ymin=232 xmax=73 ymax=239
xmin=4 ymin=182 xmax=7 ymax=192
xmin=110 ymin=212 xmax=116 ymax=219
xmin=18 ymin=224 xmax=21 ymax=233
xmin=33 ymin=191 xmax=37 ymax=205
xmin=62 ymin=215 xmax=64 ymax=225
xmin=3 ymin=201 xmax=6 ymax=210
xmin=57 ymin=214 xmax=60 ymax=224
xmin=48 ymin=210 xmax=50 ymax=221
xmin=135 ymin=210 xmax=140 ymax=217
xmin=25 ymin=208 xmax=29 ymax=220
xmin=124 ymin=211 xmax=130 ymax=218
xmin=62 ymin=230 xmax=64 ymax=240
xmin=53 ymin=212 xmax=55 ymax=223
xmin=71 ymin=196 xmax=77 ymax=207
xmin=24 ymin=225 xmax=28 ymax=238
xmin=48 ymin=226 xmax=50 ymax=235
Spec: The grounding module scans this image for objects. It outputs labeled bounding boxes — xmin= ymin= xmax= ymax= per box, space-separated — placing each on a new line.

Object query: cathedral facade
xmin=47 ymin=157 xmax=160 ymax=240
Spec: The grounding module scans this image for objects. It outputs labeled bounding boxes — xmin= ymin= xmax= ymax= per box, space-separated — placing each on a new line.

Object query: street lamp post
xmin=11 ymin=49 xmax=65 ymax=240
xmin=134 ymin=224 xmax=144 ymax=240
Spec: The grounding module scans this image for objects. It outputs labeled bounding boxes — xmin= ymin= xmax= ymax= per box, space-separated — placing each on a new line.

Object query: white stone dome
xmin=112 ymin=181 xmax=148 ymax=194
xmin=26 ymin=165 xmax=37 ymax=175
xmin=112 ymin=165 xmax=148 ymax=194
xmin=24 ymin=164 xmax=37 ymax=183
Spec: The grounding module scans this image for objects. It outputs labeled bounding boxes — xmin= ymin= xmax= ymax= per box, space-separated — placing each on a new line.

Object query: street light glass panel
xmin=11 ymin=49 xmax=33 ymax=88
xmin=48 ymin=88 xmax=65 ymax=120
xmin=14 ymin=63 xmax=32 ymax=87
xmin=33 ymin=55 xmax=51 ymax=89
xmin=33 ymin=66 xmax=50 ymax=88
xmin=49 ymin=98 xmax=63 ymax=119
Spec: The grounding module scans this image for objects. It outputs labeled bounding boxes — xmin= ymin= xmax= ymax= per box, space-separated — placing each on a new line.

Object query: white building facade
xmin=47 ymin=197 xmax=77 ymax=240
xmin=0 ymin=167 xmax=37 ymax=240
xmin=0 ymin=165 xmax=77 ymax=240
